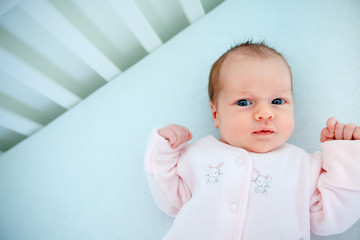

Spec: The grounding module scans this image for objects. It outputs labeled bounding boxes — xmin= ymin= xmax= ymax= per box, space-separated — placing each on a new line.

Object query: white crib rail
xmin=179 ymin=0 xmax=206 ymax=23
xmin=0 ymin=0 xmax=224 ymax=152
xmin=108 ymin=0 xmax=163 ymax=53
xmin=0 ymin=47 xmax=81 ymax=108
xmin=22 ymin=0 xmax=122 ymax=80
xmin=0 ymin=106 xmax=43 ymax=136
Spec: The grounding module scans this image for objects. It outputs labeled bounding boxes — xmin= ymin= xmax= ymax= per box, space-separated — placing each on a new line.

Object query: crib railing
xmin=0 ymin=0 xmax=224 ymax=154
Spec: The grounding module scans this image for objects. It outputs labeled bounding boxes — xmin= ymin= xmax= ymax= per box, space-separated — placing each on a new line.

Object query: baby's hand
xmin=158 ymin=124 xmax=192 ymax=149
xmin=320 ymin=117 xmax=360 ymax=142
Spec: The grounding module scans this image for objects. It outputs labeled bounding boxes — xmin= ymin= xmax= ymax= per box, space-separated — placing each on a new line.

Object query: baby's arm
xmin=310 ymin=118 xmax=360 ymax=235
xmin=144 ymin=124 xmax=193 ymax=216
xmin=320 ymin=117 xmax=360 ymax=142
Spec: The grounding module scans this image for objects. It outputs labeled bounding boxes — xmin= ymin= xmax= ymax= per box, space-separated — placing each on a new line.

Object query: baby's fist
xmin=158 ymin=124 xmax=192 ymax=149
xmin=320 ymin=117 xmax=360 ymax=142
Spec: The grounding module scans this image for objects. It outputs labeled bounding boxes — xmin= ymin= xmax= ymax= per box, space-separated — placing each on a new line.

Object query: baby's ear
xmin=210 ymin=101 xmax=219 ymax=128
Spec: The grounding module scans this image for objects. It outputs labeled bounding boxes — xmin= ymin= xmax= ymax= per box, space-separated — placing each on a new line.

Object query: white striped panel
xmin=20 ymin=0 xmax=121 ymax=81
xmin=108 ymin=0 xmax=162 ymax=53
xmin=179 ymin=0 xmax=205 ymax=23
xmin=0 ymin=72 xmax=60 ymax=113
xmin=69 ymin=0 xmax=144 ymax=70
xmin=0 ymin=48 xmax=81 ymax=109
xmin=0 ymin=107 xmax=43 ymax=136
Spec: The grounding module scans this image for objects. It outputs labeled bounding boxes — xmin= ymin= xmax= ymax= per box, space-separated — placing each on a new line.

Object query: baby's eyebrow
xmin=278 ymin=90 xmax=293 ymax=96
xmin=233 ymin=91 xmax=252 ymax=95
xmin=233 ymin=89 xmax=291 ymax=95
xmin=274 ymin=90 xmax=292 ymax=95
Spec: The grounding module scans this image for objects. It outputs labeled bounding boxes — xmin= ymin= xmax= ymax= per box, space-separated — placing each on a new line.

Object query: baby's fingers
xmin=321 ymin=118 xmax=360 ymax=141
xmin=164 ymin=129 xmax=179 ymax=146
xmin=320 ymin=127 xmax=334 ymax=142
xmin=354 ymin=127 xmax=360 ymax=140
xmin=173 ymin=128 xmax=192 ymax=148
xmin=334 ymin=123 xmax=345 ymax=140
xmin=343 ymin=124 xmax=357 ymax=140
xmin=187 ymin=132 xmax=193 ymax=141
xmin=169 ymin=126 xmax=192 ymax=149
xmin=158 ymin=124 xmax=192 ymax=148
xmin=320 ymin=118 xmax=338 ymax=142
xmin=326 ymin=117 xmax=338 ymax=133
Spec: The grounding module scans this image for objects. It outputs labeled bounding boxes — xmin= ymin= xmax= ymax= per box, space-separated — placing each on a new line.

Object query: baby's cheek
xmin=281 ymin=116 xmax=295 ymax=139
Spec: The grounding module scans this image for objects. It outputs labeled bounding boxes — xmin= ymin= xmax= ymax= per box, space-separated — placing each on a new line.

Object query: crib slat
xmin=0 ymin=107 xmax=43 ymax=136
xmin=179 ymin=0 xmax=205 ymax=23
xmin=20 ymin=0 xmax=121 ymax=81
xmin=0 ymin=48 xmax=81 ymax=109
xmin=108 ymin=0 xmax=162 ymax=53
xmin=0 ymin=72 xmax=60 ymax=113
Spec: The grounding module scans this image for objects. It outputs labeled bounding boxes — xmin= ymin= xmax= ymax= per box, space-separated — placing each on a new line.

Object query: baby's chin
xmin=220 ymin=136 xmax=287 ymax=153
xmin=232 ymin=141 xmax=285 ymax=153
xmin=246 ymin=145 xmax=281 ymax=153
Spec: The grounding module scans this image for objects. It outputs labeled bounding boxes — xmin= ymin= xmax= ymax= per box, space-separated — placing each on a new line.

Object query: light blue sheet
xmin=0 ymin=0 xmax=359 ymax=239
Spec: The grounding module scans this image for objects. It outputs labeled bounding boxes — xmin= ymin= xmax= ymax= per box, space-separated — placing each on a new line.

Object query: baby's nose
xmin=254 ymin=105 xmax=275 ymax=120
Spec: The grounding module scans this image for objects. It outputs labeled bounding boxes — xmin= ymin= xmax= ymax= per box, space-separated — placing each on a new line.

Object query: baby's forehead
xmin=219 ymin=53 xmax=293 ymax=91
xmin=226 ymin=44 xmax=285 ymax=59
xmin=220 ymin=51 xmax=291 ymax=79
xmin=223 ymin=50 xmax=287 ymax=66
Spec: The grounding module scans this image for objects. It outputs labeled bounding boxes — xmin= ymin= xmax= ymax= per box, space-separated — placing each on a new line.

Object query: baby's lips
xmin=253 ymin=127 xmax=274 ymax=134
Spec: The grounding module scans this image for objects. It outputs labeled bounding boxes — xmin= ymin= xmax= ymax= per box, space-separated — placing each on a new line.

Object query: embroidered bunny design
xmin=205 ymin=163 xmax=224 ymax=184
xmin=252 ymin=169 xmax=272 ymax=195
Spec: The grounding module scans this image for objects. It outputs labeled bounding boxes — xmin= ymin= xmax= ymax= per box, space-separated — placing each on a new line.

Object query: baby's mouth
xmin=253 ymin=129 xmax=275 ymax=135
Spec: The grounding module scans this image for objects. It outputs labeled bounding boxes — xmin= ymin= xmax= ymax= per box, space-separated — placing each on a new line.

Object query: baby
xmin=144 ymin=41 xmax=360 ymax=240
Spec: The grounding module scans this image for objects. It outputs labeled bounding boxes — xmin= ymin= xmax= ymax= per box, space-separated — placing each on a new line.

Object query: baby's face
xmin=210 ymin=54 xmax=294 ymax=153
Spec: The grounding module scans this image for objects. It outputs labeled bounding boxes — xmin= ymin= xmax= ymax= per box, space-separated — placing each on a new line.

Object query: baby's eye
xmin=272 ymin=98 xmax=285 ymax=105
xmin=236 ymin=99 xmax=252 ymax=106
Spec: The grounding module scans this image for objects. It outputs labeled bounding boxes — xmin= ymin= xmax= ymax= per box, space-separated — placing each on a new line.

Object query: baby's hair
xmin=208 ymin=40 xmax=292 ymax=103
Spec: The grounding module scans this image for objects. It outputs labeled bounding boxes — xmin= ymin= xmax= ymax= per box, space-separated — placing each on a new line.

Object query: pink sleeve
xmin=310 ymin=140 xmax=360 ymax=235
xmin=144 ymin=129 xmax=192 ymax=217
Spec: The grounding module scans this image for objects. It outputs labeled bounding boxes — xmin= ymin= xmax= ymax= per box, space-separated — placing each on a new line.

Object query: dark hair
xmin=208 ymin=40 xmax=292 ymax=103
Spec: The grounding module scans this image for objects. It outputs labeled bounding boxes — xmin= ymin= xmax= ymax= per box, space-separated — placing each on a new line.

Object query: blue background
xmin=0 ymin=0 xmax=360 ymax=239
